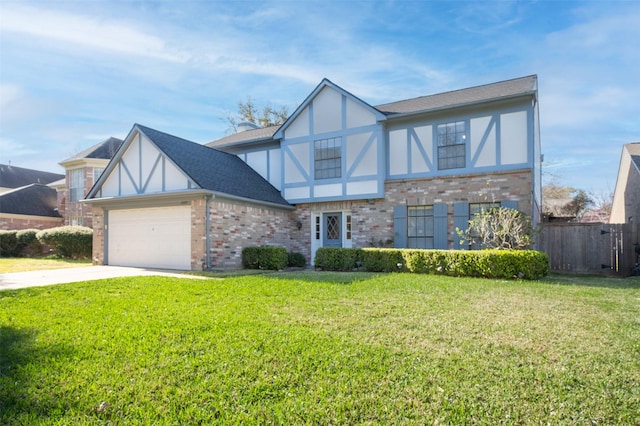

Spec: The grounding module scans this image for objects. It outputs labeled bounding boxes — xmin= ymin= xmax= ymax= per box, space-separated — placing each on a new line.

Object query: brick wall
xmin=0 ymin=214 xmax=63 ymax=231
xmin=91 ymin=207 xmax=105 ymax=265
xmin=295 ymin=169 xmax=533 ymax=253
xmin=60 ymin=167 xmax=100 ymax=227
xmin=207 ymin=199 xmax=297 ymax=268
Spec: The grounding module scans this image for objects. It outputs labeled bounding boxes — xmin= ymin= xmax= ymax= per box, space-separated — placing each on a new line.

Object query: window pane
xmin=315 ymin=137 xmax=342 ymax=179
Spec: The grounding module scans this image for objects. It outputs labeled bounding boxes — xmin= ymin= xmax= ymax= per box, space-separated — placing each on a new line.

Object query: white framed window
xmin=69 ymin=169 xmax=84 ymax=202
xmin=314 ymin=137 xmax=342 ymax=179
xmin=437 ymin=121 xmax=466 ymax=170
xmin=93 ymin=168 xmax=104 ymax=182
xmin=407 ymin=206 xmax=434 ymax=249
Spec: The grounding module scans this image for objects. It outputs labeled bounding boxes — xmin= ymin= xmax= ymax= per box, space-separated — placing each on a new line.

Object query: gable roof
xmin=625 ymin=142 xmax=640 ymax=172
xmin=273 ymin=78 xmax=387 ymax=140
xmin=94 ymin=124 xmax=290 ymax=207
xmin=206 ymin=125 xmax=279 ymax=148
xmin=60 ymin=137 xmax=123 ymax=165
xmin=207 ymin=75 xmax=538 ymax=148
xmin=375 ymin=75 xmax=538 ymax=116
xmin=0 ymin=184 xmax=61 ymax=217
xmin=0 ymin=164 xmax=64 ymax=189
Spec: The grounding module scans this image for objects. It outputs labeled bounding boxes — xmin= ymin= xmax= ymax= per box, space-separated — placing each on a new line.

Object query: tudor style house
xmin=85 ymin=75 xmax=542 ymax=270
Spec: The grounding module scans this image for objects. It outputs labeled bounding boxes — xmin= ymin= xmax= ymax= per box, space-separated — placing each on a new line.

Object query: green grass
xmin=1 ymin=272 xmax=638 ymax=425
xmin=0 ymin=258 xmax=92 ymax=273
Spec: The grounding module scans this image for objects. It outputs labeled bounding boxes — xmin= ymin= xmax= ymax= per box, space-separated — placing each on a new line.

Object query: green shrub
xmin=0 ymin=230 xmax=20 ymax=257
xmin=314 ymin=247 xmax=364 ymax=271
xmin=242 ymin=246 xmax=288 ymax=270
xmin=362 ymin=248 xmax=405 ymax=272
xmin=16 ymin=229 xmax=44 ymax=257
xmin=287 ymin=252 xmax=307 ymax=268
xmin=314 ymin=247 xmax=549 ymax=280
xmin=36 ymin=226 xmax=93 ymax=259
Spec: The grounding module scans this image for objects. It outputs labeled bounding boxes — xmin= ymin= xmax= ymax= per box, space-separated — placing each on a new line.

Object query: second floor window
xmin=437 ymin=121 xmax=466 ymax=170
xmin=314 ymin=137 xmax=342 ymax=179
xmin=69 ymin=169 xmax=84 ymax=202
xmin=93 ymin=168 xmax=104 ymax=182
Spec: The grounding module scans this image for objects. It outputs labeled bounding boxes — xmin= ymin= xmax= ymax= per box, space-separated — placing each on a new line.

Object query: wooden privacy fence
xmin=538 ymin=223 xmax=640 ymax=276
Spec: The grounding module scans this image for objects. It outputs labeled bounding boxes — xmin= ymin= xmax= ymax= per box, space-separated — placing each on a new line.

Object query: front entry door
xmin=323 ymin=213 xmax=342 ymax=248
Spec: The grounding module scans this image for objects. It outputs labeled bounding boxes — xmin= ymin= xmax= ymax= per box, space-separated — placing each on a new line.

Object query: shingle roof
xmin=0 ymin=164 xmax=64 ymax=189
xmin=206 ymin=125 xmax=279 ymax=148
xmin=136 ymin=125 xmax=290 ymax=207
xmin=375 ymin=75 xmax=538 ymax=115
xmin=0 ymin=184 xmax=61 ymax=217
xmin=626 ymin=142 xmax=640 ymax=172
xmin=206 ymin=75 xmax=538 ymax=147
xmin=61 ymin=137 xmax=123 ymax=162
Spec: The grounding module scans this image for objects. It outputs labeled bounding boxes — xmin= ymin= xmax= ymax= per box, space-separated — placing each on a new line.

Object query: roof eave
xmin=381 ymin=90 xmax=538 ymax=120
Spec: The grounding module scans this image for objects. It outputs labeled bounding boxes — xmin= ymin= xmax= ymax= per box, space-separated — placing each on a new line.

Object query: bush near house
xmin=36 ymin=226 xmax=93 ymax=259
xmin=16 ymin=229 xmax=44 ymax=257
xmin=0 ymin=230 xmax=21 ymax=257
xmin=315 ymin=247 xmax=549 ymax=280
xmin=287 ymin=251 xmax=307 ymax=268
xmin=242 ymin=246 xmax=289 ymax=270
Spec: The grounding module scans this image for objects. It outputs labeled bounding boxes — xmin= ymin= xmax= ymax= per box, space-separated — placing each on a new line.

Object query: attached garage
xmin=107 ymin=205 xmax=191 ymax=270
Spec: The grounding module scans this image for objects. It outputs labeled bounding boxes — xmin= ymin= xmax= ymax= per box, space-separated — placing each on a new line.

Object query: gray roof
xmin=375 ymin=75 xmax=538 ymax=116
xmin=626 ymin=142 xmax=640 ymax=172
xmin=206 ymin=125 xmax=279 ymax=148
xmin=136 ymin=125 xmax=290 ymax=207
xmin=0 ymin=164 xmax=64 ymax=189
xmin=61 ymin=137 xmax=123 ymax=162
xmin=207 ymin=75 xmax=538 ymax=147
xmin=0 ymin=184 xmax=61 ymax=217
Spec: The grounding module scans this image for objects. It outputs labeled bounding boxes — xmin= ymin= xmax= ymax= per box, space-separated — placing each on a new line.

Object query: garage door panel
xmin=108 ymin=206 xmax=191 ymax=270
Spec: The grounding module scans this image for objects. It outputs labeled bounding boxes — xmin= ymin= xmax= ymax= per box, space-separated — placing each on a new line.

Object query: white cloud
xmin=0 ymin=4 xmax=189 ymax=63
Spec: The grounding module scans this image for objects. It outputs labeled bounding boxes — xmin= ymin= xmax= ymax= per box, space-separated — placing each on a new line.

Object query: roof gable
xmin=625 ymin=142 xmax=640 ymax=173
xmin=89 ymin=124 xmax=289 ymax=207
xmin=60 ymin=137 xmax=123 ymax=165
xmin=273 ymin=78 xmax=386 ymax=139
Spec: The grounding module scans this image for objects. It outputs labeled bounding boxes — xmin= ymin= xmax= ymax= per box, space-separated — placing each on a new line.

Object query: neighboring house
xmin=0 ymin=164 xmax=64 ymax=230
xmin=610 ymin=142 xmax=640 ymax=224
xmin=0 ymin=164 xmax=63 ymax=194
xmin=85 ymin=75 xmax=542 ymax=270
xmin=52 ymin=137 xmax=123 ymax=227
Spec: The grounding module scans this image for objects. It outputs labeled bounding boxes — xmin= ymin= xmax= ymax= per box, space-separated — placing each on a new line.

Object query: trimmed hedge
xmin=16 ymin=229 xmax=44 ymax=257
xmin=36 ymin=226 xmax=93 ymax=259
xmin=0 ymin=230 xmax=21 ymax=257
xmin=242 ymin=246 xmax=288 ymax=270
xmin=314 ymin=247 xmax=549 ymax=280
xmin=288 ymin=252 xmax=307 ymax=268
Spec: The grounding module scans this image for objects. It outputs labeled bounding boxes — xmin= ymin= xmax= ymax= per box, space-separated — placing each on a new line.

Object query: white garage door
xmin=108 ymin=206 xmax=191 ymax=270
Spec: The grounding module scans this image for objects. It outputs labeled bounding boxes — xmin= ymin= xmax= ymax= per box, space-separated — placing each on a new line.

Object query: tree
xmin=223 ymin=97 xmax=289 ymax=133
xmin=457 ymin=207 xmax=534 ymax=250
xmin=542 ymin=184 xmax=593 ymax=220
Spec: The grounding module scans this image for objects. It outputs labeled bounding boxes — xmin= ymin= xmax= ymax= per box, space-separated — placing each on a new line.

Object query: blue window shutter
xmin=453 ymin=202 xmax=469 ymax=250
xmin=501 ymin=200 xmax=518 ymax=210
xmin=433 ymin=203 xmax=448 ymax=249
xmin=393 ymin=205 xmax=407 ymax=248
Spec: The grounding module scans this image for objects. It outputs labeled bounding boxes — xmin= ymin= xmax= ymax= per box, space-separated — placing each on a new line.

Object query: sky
xmin=1 ymin=0 xmax=638 ymax=196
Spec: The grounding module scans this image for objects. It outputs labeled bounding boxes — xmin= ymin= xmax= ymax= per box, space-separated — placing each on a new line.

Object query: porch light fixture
xmin=296 ymin=220 xmax=302 ymax=230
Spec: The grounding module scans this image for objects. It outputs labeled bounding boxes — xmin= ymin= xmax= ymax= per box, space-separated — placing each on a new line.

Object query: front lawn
xmin=0 ymin=258 xmax=92 ymax=273
xmin=1 ymin=272 xmax=638 ymax=424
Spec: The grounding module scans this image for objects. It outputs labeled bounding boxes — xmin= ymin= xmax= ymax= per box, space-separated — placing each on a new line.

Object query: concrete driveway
xmin=0 ymin=265 xmax=208 ymax=291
